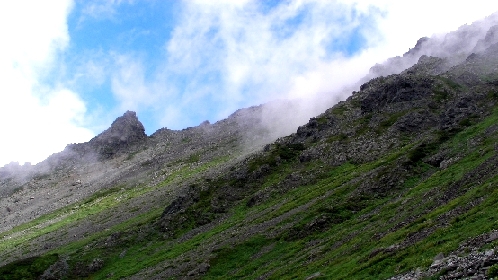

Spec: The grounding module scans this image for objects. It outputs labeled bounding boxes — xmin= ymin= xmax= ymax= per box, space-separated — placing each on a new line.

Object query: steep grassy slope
xmin=3 ymin=43 xmax=498 ymax=279
xmin=142 ymin=54 xmax=498 ymax=279
xmin=4 ymin=19 xmax=498 ymax=280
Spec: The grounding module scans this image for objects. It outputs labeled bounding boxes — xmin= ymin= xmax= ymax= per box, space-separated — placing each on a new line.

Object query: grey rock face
xmin=88 ymin=111 xmax=147 ymax=159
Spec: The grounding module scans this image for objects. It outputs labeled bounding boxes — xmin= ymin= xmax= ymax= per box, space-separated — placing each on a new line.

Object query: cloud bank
xmin=0 ymin=1 xmax=93 ymax=166
xmin=2 ymin=0 xmax=498 ymax=167
xmin=110 ymin=0 xmax=498 ymax=131
xmin=157 ymin=1 xmax=384 ymax=127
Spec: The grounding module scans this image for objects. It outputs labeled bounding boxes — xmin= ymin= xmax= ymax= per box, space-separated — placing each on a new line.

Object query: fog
xmin=2 ymin=1 xmax=498 ymax=167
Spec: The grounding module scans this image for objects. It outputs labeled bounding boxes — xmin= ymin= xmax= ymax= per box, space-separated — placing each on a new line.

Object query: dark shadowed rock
xmin=88 ymin=111 xmax=147 ymax=158
xmin=6 ymin=13 xmax=498 ymax=280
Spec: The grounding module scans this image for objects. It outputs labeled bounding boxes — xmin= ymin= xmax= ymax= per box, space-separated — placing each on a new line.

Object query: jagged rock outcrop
xmin=87 ymin=111 xmax=146 ymax=159
xmin=52 ymin=110 xmax=148 ymax=162
xmin=152 ymin=19 xmax=498 ymax=278
xmin=365 ymin=12 xmax=498 ymax=82
xmin=391 ymin=231 xmax=498 ymax=279
xmin=5 ymin=11 xmax=498 ymax=280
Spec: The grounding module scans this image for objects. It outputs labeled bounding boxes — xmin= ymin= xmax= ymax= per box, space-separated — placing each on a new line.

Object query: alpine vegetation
xmin=3 ymin=11 xmax=498 ymax=280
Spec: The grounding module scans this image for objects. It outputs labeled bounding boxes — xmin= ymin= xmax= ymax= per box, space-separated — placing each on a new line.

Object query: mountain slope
xmin=3 ymin=15 xmax=498 ymax=280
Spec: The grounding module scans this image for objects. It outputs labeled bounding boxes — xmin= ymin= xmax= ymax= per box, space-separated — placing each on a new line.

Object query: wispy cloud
xmin=88 ymin=0 xmax=498 ymax=133
xmin=153 ymin=0 xmax=498 ymax=130
xmin=2 ymin=0 xmax=498 ymax=166
xmin=79 ymin=0 xmax=134 ymax=22
xmin=153 ymin=1 xmax=385 ymax=128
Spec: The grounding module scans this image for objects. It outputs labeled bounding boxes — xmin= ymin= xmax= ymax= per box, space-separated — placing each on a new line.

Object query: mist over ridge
xmin=3 ymin=10 xmax=498 ymax=172
xmin=3 ymin=1 xmax=498 ymax=167
xmin=3 ymin=7 xmax=498 ymax=280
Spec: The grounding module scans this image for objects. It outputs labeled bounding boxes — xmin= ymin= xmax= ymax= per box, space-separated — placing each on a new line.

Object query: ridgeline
xmin=2 ymin=13 xmax=498 ymax=280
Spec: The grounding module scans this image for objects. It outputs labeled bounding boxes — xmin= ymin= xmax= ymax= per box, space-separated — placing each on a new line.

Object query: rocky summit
xmin=3 ymin=13 xmax=498 ymax=280
xmin=88 ymin=110 xmax=147 ymax=158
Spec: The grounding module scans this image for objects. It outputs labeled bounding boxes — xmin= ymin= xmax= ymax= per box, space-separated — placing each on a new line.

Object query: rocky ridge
xmin=149 ymin=20 xmax=498 ymax=279
xmin=3 ymin=12 xmax=498 ymax=280
xmin=0 ymin=101 xmax=308 ymax=234
xmin=366 ymin=12 xmax=498 ymax=80
xmin=84 ymin=110 xmax=147 ymax=159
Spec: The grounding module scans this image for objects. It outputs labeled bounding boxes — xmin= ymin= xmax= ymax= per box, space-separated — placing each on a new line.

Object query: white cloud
xmin=15 ymin=0 xmax=493 ymax=146
xmin=111 ymin=54 xmax=153 ymax=111
xmin=0 ymin=2 xmax=70 ymax=65
xmin=75 ymin=56 xmax=108 ymax=87
xmin=156 ymin=0 xmax=498 ymax=130
xmin=94 ymin=0 xmax=498 ymax=133
xmin=110 ymin=53 xmax=178 ymax=114
xmin=0 ymin=0 xmax=94 ymax=167
xmin=79 ymin=0 xmax=134 ymax=22
xmin=6 ymin=0 xmax=497 ymax=167
xmin=159 ymin=1 xmax=385 ymax=126
xmin=363 ymin=0 xmax=498 ymax=58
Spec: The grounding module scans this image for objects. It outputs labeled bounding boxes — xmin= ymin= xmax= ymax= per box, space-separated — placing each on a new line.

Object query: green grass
xmin=0 ymin=254 xmax=58 ymax=280
xmin=4 ymin=82 xmax=498 ymax=279
xmin=206 ymin=235 xmax=268 ymax=278
xmin=186 ymin=153 xmax=201 ymax=163
xmin=378 ymin=110 xmax=408 ymax=131
xmin=52 ymin=134 xmax=493 ymax=279
xmin=195 ymin=108 xmax=498 ymax=279
xmin=0 ymin=155 xmax=233 ymax=261
xmin=248 ymin=143 xmax=305 ymax=172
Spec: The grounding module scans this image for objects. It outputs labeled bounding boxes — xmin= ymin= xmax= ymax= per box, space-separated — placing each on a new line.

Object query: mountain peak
xmin=6 ymin=13 xmax=498 ymax=280
xmin=89 ymin=110 xmax=146 ymax=158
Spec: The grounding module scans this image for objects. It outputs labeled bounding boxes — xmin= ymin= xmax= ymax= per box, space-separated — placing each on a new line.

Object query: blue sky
xmin=1 ymin=0 xmax=498 ymax=167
